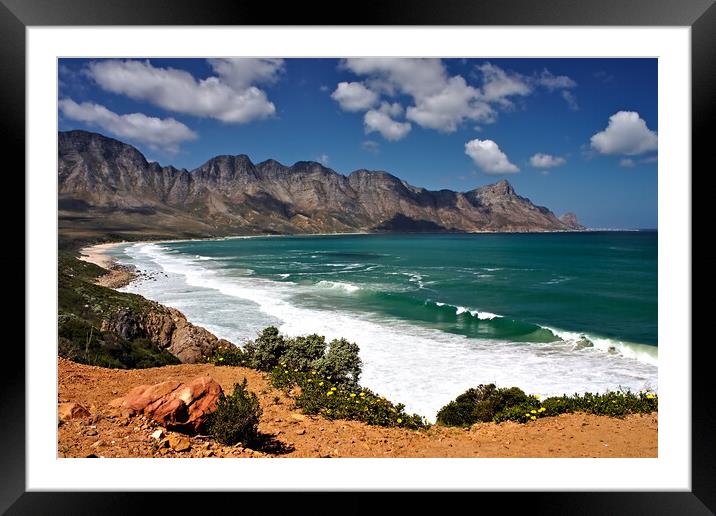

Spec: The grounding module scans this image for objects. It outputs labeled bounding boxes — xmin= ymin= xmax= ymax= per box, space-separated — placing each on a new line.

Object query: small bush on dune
xmin=204 ymin=378 xmax=262 ymax=446
xmin=437 ymin=384 xmax=658 ymax=426
xmin=269 ymin=365 xmax=427 ymax=430
xmin=206 ymin=344 xmax=249 ymax=366
xmin=436 ymin=384 xmax=538 ymax=427
xmin=314 ymin=338 xmax=362 ymax=386
xmin=282 ymin=334 xmax=327 ymax=371
xmin=243 ymin=326 xmax=288 ymax=371
xmin=539 ymin=390 xmax=658 ymax=418
xmin=240 ymin=328 xmax=363 ymax=385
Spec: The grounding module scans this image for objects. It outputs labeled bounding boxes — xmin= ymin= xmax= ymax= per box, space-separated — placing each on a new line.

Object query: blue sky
xmin=58 ymin=58 xmax=658 ymax=229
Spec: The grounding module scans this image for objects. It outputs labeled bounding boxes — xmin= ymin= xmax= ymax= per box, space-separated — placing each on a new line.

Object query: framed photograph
xmin=7 ymin=0 xmax=711 ymax=512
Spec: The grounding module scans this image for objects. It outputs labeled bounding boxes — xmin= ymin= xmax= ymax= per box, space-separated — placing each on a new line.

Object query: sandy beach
xmin=78 ymin=242 xmax=137 ymax=288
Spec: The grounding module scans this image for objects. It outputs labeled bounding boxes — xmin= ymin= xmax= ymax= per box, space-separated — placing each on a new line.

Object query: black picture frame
xmin=4 ymin=0 xmax=712 ymax=513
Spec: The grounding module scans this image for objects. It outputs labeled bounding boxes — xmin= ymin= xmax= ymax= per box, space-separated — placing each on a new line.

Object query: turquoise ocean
xmin=110 ymin=232 xmax=658 ymax=419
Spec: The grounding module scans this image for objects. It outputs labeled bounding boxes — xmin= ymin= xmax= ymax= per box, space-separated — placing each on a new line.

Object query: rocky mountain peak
xmin=58 ymin=130 xmax=583 ymax=236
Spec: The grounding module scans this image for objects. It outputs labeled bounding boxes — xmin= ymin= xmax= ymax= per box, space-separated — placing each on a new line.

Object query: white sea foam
xmin=316 ymin=280 xmax=361 ymax=293
xmin=543 ymin=326 xmax=658 ymax=367
xmin=117 ymin=242 xmax=658 ymax=420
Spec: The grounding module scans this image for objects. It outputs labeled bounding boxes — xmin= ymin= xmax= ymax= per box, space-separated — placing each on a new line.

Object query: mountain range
xmin=58 ymin=130 xmax=583 ymax=241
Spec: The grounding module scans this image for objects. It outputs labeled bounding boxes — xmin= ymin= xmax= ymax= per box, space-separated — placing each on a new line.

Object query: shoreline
xmin=79 ymin=242 xmax=139 ymax=289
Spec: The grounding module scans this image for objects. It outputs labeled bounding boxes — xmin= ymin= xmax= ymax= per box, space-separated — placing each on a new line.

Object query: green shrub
xmin=314 ymin=338 xmax=362 ymax=386
xmin=539 ymin=390 xmax=658 ymax=418
xmin=436 ymin=384 xmax=537 ymax=427
xmin=269 ymin=365 xmax=426 ymax=430
xmin=437 ymin=384 xmax=658 ymax=426
xmin=207 ymin=345 xmax=249 ymax=366
xmin=282 ymin=334 xmax=326 ymax=371
xmin=243 ymin=326 xmax=288 ymax=371
xmin=204 ymin=379 xmax=262 ymax=446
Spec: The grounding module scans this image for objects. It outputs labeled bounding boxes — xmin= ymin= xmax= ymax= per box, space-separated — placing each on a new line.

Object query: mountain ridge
xmin=58 ymin=130 xmax=584 ymax=241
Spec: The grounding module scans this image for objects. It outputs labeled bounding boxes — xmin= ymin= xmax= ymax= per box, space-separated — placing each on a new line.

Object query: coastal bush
xmin=243 ymin=328 xmax=362 ymax=386
xmin=269 ymin=365 xmax=427 ymax=430
xmin=282 ymin=334 xmax=327 ymax=371
xmin=206 ymin=345 xmax=249 ymax=366
xmin=540 ymin=390 xmax=658 ymax=418
xmin=436 ymin=384 xmax=537 ymax=427
xmin=314 ymin=338 xmax=362 ymax=386
xmin=204 ymin=378 xmax=262 ymax=446
xmin=243 ymin=326 xmax=289 ymax=371
xmin=437 ymin=384 xmax=658 ymax=426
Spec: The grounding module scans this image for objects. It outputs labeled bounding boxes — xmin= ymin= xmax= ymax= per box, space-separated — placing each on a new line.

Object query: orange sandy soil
xmin=58 ymin=358 xmax=657 ymax=458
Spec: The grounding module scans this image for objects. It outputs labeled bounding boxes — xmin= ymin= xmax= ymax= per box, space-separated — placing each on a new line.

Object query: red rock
xmin=109 ymin=377 xmax=223 ymax=433
xmin=58 ymin=402 xmax=91 ymax=421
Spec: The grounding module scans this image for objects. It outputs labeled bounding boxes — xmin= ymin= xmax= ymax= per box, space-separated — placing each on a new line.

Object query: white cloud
xmin=590 ymin=111 xmax=658 ymax=155
xmin=343 ymin=58 xmax=493 ymax=133
xmin=342 ymin=58 xmax=448 ymax=99
xmin=561 ymin=90 xmax=579 ymax=111
xmin=361 ymin=140 xmax=380 ymax=153
xmin=338 ymin=59 xmax=578 ymax=136
xmin=478 ymin=63 xmax=532 ymax=106
xmin=406 ymin=76 xmax=494 ymax=132
xmin=537 ymin=69 xmax=577 ymax=91
xmin=207 ymin=58 xmax=284 ymax=88
xmin=619 ymin=158 xmax=636 ymax=168
xmin=59 ymin=98 xmax=197 ymax=153
xmin=316 ymin=154 xmax=329 ymax=166
xmin=331 ymin=81 xmax=379 ymax=112
xmin=364 ymin=108 xmax=411 ymax=141
xmin=87 ymin=59 xmax=278 ymax=124
xmin=465 ymin=139 xmax=519 ymax=174
xmin=530 ymin=153 xmax=566 ymax=168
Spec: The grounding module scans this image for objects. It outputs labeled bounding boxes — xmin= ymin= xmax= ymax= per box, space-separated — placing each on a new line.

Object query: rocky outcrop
xmin=559 ymin=212 xmax=585 ymax=230
xmin=59 ymin=130 xmax=584 ymax=236
xmin=101 ymin=306 xmax=230 ymax=364
xmin=109 ymin=377 xmax=223 ymax=433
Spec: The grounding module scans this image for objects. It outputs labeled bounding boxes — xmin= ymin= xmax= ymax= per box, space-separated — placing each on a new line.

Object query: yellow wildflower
xmin=531 ymin=410 xmax=537 ymax=414
xmin=319 ymin=382 xmax=324 ymax=386
xmin=530 ymin=416 xmax=536 ymax=420
xmin=359 ymin=392 xmax=366 ymax=397
xmin=397 ymin=418 xmax=403 ymax=424
xmin=350 ymin=393 xmax=357 ymax=398
xmin=327 ymin=391 xmax=333 ymax=396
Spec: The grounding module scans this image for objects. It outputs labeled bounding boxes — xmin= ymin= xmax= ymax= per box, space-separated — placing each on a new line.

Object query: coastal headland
xmin=57 ymin=241 xmax=657 ymax=458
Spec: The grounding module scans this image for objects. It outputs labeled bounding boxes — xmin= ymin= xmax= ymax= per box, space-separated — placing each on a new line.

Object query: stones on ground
xmin=58 ymin=402 xmax=91 ymax=421
xmin=167 ymin=435 xmax=191 ymax=452
xmin=109 ymin=377 xmax=223 ymax=433
xmin=151 ymin=429 xmax=164 ymax=440
xmin=85 ymin=429 xmax=98 ymax=437
xmin=291 ymin=413 xmax=306 ymax=421
xmin=295 ymin=428 xmax=306 ymax=436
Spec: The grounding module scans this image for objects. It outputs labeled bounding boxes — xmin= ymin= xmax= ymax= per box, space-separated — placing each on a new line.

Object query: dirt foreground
xmin=58 ymin=358 xmax=657 ymax=458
